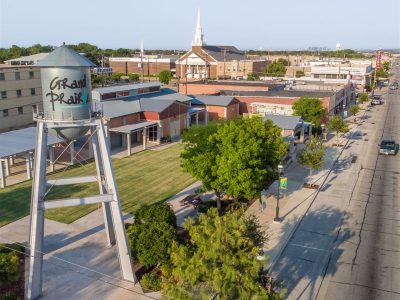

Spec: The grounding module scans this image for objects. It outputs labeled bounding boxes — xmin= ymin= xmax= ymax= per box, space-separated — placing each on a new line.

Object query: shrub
xmin=136 ymin=221 xmax=176 ymax=267
xmin=128 ymin=73 xmax=140 ymax=82
xmin=159 ymin=70 xmax=173 ymax=84
xmin=135 ymin=203 xmax=176 ymax=228
xmin=0 ymin=252 xmax=20 ymax=284
xmin=140 ymin=272 xmax=162 ymax=291
xmin=0 ymin=291 xmax=22 ymax=300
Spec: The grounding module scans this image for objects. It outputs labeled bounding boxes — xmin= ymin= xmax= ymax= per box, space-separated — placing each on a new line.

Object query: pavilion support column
xmin=300 ymin=126 xmax=305 ymax=143
xmin=186 ymin=112 xmax=190 ymax=128
xmin=4 ymin=157 xmax=10 ymax=177
xmin=127 ymin=133 xmax=132 ymax=156
xmin=205 ymin=110 xmax=208 ymax=125
xmin=157 ymin=124 xmax=162 ymax=144
xmin=9 ymin=155 xmax=14 ymax=166
xmin=49 ymin=146 xmax=55 ymax=172
xmin=26 ymin=152 xmax=32 ymax=180
xmin=309 ymin=124 xmax=313 ymax=136
xmin=142 ymin=128 xmax=147 ymax=150
xmin=0 ymin=160 xmax=6 ymax=188
xmin=196 ymin=113 xmax=199 ymax=127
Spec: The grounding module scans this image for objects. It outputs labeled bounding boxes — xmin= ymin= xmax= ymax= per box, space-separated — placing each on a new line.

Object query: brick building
xmin=175 ymin=10 xmax=268 ymax=80
xmin=179 ymin=80 xmax=284 ymax=95
xmin=109 ymin=56 xmax=177 ymax=76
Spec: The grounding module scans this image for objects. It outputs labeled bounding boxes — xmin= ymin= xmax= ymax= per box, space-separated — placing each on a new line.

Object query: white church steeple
xmin=192 ymin=9 xmax=205 ymax=46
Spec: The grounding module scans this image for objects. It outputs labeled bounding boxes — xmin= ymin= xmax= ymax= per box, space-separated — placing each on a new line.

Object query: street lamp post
xmin=273 ymin=164 xmax=284 ymax=223
xmin=321 ymin=124 xmax=327 ymax=141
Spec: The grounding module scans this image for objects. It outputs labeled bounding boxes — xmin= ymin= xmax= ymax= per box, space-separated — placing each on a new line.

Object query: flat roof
xmin=221 ymin=90 xmax=334 ymax=98
xmin=263 ymin=115 xmax=302 ymax=131
xmin=192 ymin=95 xmax=238 ymax=106
xmin=109 ymin=121 xmax=158 ymax=133
xmin=0 ymin=127 xmax=62 ymax=158
xmin=93 ymin=82 xmax=162 ymax=94
xmin=183 ymin=80 xmax=283 ymax=88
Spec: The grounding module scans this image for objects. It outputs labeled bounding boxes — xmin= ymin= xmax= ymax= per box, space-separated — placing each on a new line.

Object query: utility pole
xmin=177 ymin=51 xmax=180 ymax=93
xmin=140 ymin=40 xmax=144 ymax=83
xmin=185 ymin=56 xmax=188 ymax=94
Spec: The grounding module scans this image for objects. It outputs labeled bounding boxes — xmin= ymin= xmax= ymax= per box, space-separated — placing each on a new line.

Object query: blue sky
xmin=0 ymin=0 xmax=399 ymax=50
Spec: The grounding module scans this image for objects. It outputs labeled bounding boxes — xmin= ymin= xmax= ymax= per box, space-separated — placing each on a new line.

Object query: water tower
xmin=27 ymin=45 xmax=136 ymax=300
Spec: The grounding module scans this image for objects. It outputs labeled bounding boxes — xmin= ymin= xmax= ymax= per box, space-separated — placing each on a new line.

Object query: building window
xmin=31 ymin=88 xmax=36 ymax=95
xmin=29 ymin=71 xmax=34 ymax=79
xmin=16 ymin=89 xmax=22 ymax=97
xmin=3 ymin=109 xmax=8 ymax=117
xmin=18 ymin=107 xmax=23 ymax=115
xmin=0 ymin=73 xmax=4 ymax=80
xmin=1 ymin=91 xmax=6 ymax=99
xmin=15 ymin=72 xmax=20 ymax=80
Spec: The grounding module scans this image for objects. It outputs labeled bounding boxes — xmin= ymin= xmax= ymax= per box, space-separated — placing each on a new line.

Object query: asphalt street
xmin=319 ymin=64 xmax=400 ymax=299
xmin=273 ymin=62 xmax=400 ymax=300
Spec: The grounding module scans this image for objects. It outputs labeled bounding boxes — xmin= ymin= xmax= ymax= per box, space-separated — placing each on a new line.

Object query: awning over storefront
xmin=109 ymin=121 xmax=158 ymax=134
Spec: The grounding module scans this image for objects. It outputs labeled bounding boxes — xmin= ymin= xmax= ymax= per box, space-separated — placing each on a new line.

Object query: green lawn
xmin=0 ymin=144 xmax=195 ymax=227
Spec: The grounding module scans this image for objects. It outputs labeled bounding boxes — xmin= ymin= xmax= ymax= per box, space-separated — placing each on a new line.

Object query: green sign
xmin=279 ymin=176 xmax=288 ymax=189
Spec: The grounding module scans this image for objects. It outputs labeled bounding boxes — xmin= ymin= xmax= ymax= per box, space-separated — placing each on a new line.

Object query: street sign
xmin=279 ymin=176 xmax=288 ymax=189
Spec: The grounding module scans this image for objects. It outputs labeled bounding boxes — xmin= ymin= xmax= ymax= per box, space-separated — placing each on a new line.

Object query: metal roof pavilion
xmin=0 ymin=127 xmax=62 ymax=159
xmin=263 ymin=115 xmax=303 ymax=131
xmin=109 ymin=121 xmax=158 ymax=134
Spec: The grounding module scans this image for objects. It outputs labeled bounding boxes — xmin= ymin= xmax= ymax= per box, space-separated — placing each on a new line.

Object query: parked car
xmin=379 ymin=140 xmax=398 ymax=155
xmin=371 ymin=96 xmax=383 ymax=105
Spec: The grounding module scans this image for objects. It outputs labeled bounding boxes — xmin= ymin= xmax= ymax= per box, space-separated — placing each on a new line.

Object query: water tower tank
xmin=36 ymin=44 xmax=96 ymax=140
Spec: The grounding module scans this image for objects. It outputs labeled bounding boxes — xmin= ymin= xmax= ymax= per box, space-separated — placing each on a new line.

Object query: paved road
xmin=272 ymin=63 xmax=400 ymax=300
xmin=319 ymin=64 xmax=400 ymax=299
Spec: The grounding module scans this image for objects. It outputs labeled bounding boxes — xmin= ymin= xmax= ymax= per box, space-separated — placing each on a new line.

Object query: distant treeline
xmin=0 ymin=43 xmax=183 ymax=65
xmin=0 ymin=43 xmax=374 ymax=65
xmin=246 ymin=49 xmax=371 ymax=59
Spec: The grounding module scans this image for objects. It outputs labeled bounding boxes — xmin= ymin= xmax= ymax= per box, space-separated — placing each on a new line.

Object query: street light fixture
xmin=273 ymin=164 xmax=284 ymax=223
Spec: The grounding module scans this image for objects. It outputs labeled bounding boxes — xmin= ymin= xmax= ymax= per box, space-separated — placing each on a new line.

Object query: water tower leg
xmin=27 ymin=121 xmax=48 ymax=300
xmin=96 ymin=120 xmax=137 ymax=283
xmin=91 ymin=126 xmax=115 ymax=247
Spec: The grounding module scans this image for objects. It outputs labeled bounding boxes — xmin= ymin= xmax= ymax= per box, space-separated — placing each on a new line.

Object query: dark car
xmin=379 ymin=140 xmax=397 ymax=155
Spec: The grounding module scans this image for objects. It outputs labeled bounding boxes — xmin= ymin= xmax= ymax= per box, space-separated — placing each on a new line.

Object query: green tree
xmin=382 ymin=61 xmax=390 ymax=72
xmin=181 ymin=122 xmax=223 ymax=211
xmin=277 ymin=58 xmax=290 ymax=66
xmin=348 ymin=105 xmax=360 ymax=123
xmin=358 ymin=92 xmax=368 ymax=104
xmin=159 ymin=70 xmax=173 ymax=84
xmin=298 ymin=137 xmax=325 ymax=182
xmin=0 ymin=252 xmax=20 ymax=283
xmin=327 ymin=116 xmax=349 ymax=146
xmin=292 ymin=96 xmax=326 ymax=127
xmin=212 ymin=116 xmax=287 ymax=202
xmin=265 ymin=62 xmax=287 ymax=77
xmin=135 ymin=203 xmax=177 ymax=228
xmin=127 ymin=203 xmax=177 ymax=267
xmin=162 ymin=208 xmax=284 ymax=300
xmin=111 ymin=72 xmax=125 ymax=81
xmin=247 ymin=72 xmax=260 ymax=81
xmin=295 ymin=70 xmax=305 ymax=78
xmin=375 ymin=67 xmax=389 ymax=78
xmin=128 ymin=73 xmax=140 ymax=82
xmin=136 ymin=221 xmax=177 ymax=267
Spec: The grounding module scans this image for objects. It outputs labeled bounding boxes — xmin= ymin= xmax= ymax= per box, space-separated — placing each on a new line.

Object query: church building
xmin=176 ymin=10 xmax=268 ymax=80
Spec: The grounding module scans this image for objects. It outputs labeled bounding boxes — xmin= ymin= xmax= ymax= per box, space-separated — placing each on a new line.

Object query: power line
xmin=0 ymin=239 xmax=162 ymax=300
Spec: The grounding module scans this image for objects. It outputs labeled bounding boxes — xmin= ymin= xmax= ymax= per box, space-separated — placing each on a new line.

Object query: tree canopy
xmin=162 ymin=208 xmax=284 ymax=300
xmin=327 ymin=116 xmax=349 ymax=145
xmin=212 ymin=116 xmax=287 ymax=201
xmin=159 ymin=70 xmax=174 ymax=84
xmin=295 ymin=70 xmax=305 ymax=78
xmin=348 ymin=105 xmax=360 ymax=122
xmin=298 ymin=137 xmax=325 ymax=180
xmin=265 ymin=62 xmax=287 ymax=77
xmin=247 ymin=72 xmax=260 ymax=81
xmin=292 ymin=96 xmax=326 ymax=127
xmin=127 ymin=203 xmax=177 ymax=267
xmin=358 ymin=93 xmax=368 ymax=104
xmin=181 ymin=117 xmax=287 ymax=211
